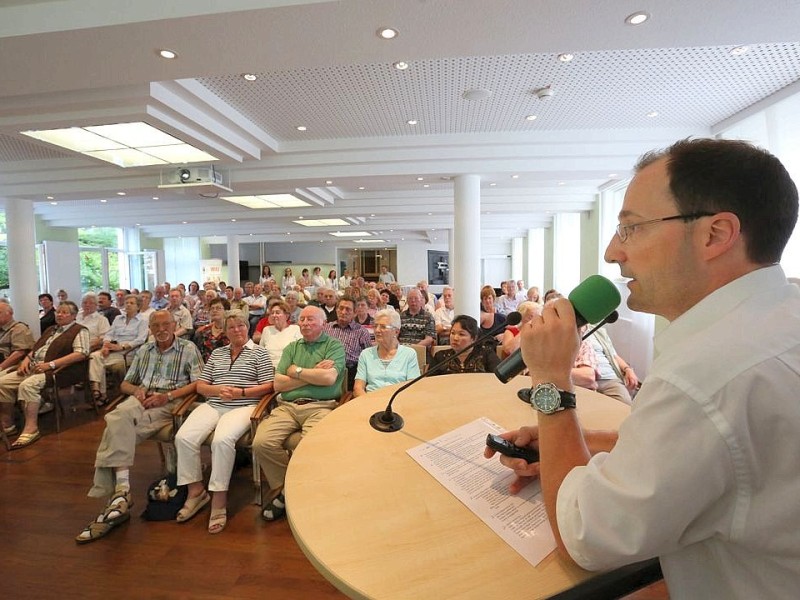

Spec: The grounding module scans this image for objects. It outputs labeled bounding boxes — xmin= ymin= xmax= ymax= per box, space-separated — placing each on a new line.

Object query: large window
xmin=0 ymin=211 xmax=7 ymax=299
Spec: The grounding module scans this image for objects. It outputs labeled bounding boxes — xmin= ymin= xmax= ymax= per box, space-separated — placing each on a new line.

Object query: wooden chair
xmin=250 ymin=372 xmax=351 ymax=505
xmin=432 ymin=344 xmax=451 ymax=357
xmin=406 ymin=343 xmax=428 ymax=374
xmin=47 ymin=355 xmax=94 ymax=432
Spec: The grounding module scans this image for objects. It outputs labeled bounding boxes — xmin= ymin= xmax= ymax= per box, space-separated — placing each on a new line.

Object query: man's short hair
xmin=336 ymin=296 xmax=355 ymax=310
xmin=39 ymin=293 xmax=53 ymax=302
xmin=98 ymin=291 xmax=112 ymax=302
xmin=637 ymin=138 xmax=799 ymax=264
xmin=60 ymin=300 xmax=79 ymax=315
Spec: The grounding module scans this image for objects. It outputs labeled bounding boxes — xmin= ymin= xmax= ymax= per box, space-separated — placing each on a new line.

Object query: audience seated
xmin=75 ymin=310 xmax=202 ymax=544
xmin=98 ymin=291 xmax=121 ymax=325
xmin=167 ymin=288 xmax=194 ymax=339
xmin=174 ymin=310 xmax=275 ymax=534
xmin=495 ymin=280 xmax=520 ymax=316
xmin=479 ymin=285 xmax=506 ymax=338
xmin=398 ymin=289 xmax=435 ymax=351
xmin=586 ymin=327 xmax=639 ymax=405
xmin=0 ymin=301 xmax=90 ymax=449
xmin=430 ymin=315 xmax=500 ymax=375
xmin=193 ymin=298 xmax=231 ymax=361
xmin=501 ymin=301 xmax=540 ymax=358
xmin=317 ymin=288 xmax=338 ymax=323
xmin=89 ymin=294 xmax=149 ymax=406
xmin=38 ymin=293 xmax=56 ymax=335
xmin=150 ymin=285 xmax=169 ymax=310
xmin=0 ymin=303 xmax=35 ymax=434
xmin=256 ymin=301 xmax=302 ymax=366
xmin=433 ymin=286 xmax=455 ymax=345
xmin=323 ymin=296 xmax=372 ymax=390
xmin=77 ymin=292 xmax=111 ymax=351
xmin=252 ymin=306 xmax=345 ymax=523
xmin=353 ymin=309 xmax=419 ymax=397
xmin=353 ymin=298 xmax=373 ymax=326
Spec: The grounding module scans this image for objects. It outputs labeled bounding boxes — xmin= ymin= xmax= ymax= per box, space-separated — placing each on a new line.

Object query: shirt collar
xmin=655 ymin=264 xmax=787 ymax=356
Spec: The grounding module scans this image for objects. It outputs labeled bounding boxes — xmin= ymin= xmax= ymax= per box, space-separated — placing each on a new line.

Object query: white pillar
xmin=511 ymin=237 xmax=524 ymax=280
xmin=5 ymin=198 xmax=40 ymax=329
xmin=227 ymin=235 xmax=240 ymax=288
xmin=453 ymin=175 xmax=481 ymax=320
xmin=526 ymin=228 xmax=545 ymax=290
xmin=446 ymin=229 xmax=454 ymax=286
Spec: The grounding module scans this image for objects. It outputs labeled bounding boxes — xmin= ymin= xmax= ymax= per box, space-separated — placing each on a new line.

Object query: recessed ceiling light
xmin=358 ymin=186 xmax=365 ymax=190
xmin=220 ymin=194 xmax=310 ymax=209
xmin=135 ymin=223 xmax=140 ymax=226
xmin=427 ymin=212 xmax=433 ymax=216
xmin=100 ymin=199 xmax=108 ymax=203
xmin=158 ymin=49 xmax=177 ymax=59
xmin=393 ymin=61 xmax=409 ymax=70
xmin=558 ymin=53 xmax=574 ymax=62
xmin=242 ymin=73 xmax=257 ymax=81
xmin=608 ymin=173 xmax=618 ymax=178
xmin=330 ymin=231 xmax=371 ymax=237
xmin=50 ymin=201 xmax=58 ymax=205
xmin=416 ymin=177 xmax=424 ymax=181
xmin=370 ymin=213 xmax=375 ymax=217
xmin=406 ymin=119 xmax=418 ymax=125
xmin=231 ymin=219 xmax=236 ymax=222
xmin=295 ymin=125 xmax=307 ymax=131
xmin=511 ymin=174 xmax=519 ymax=179
xmin=730 ymin=45 xmax=749 ymax=56
xmin=525 ymin=115 xmax=537 ymax=121
xmin=377 ymin=27 xmax=398 ymax=39
xmin=116 ymin=191 xmax=126 ymax=196
xmin=423 ymin=184 xmax=430 ymax=188
xmin=325 ymin=180 xmax=333 ymax=185
xmin=489 ymin=182 xmax=497 ymax=187
xmin=646 ymin=111 xmax=659 ymax=118
xmin=152 ymin=196 xmax=159 ymax=200
xmin=182 ymin=221 xmax=188 ymax=224
xmin=293 ymin=218 xmax=350 ymax=227
xmin=625 ymin=11 xmax=649 ymax=25
xmin=558 ymin=181 xmax=566 ymax=185
xmin=46 ymin=195 xmax=54 ymax=200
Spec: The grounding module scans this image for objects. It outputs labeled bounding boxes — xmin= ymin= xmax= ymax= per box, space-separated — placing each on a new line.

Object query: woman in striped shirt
xmin=174 ymin=310 xmax=275 ymax=534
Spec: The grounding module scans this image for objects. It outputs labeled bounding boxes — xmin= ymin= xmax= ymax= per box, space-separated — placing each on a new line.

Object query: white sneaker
xmin=38 ymin=402 xmax=54 ymax=415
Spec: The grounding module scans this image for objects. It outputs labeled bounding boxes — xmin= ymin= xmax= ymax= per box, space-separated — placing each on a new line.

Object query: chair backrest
xmin=432 ymin=344 xmax=451 ymax=357
xmin=407 ymin=344 xmax=427 ymax=373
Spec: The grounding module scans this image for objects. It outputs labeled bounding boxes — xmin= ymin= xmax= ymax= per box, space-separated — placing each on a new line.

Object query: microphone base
xmin=369 ymin=410 xmax=404 ymax=433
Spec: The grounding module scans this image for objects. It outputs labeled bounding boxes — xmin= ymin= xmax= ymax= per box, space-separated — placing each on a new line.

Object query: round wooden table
xmin=285 ymin=373 xmax=631 ymax=600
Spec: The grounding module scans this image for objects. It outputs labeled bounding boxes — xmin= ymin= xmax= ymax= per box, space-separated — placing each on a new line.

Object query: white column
xmin=5 ymin=198 xmax=40 ymax=328
xmin=227 ymin=235 xmax=240 ymax=288
xmin=511 ymin=237 xmax=524 ymax=280
xmin=453 ymin=175 xmax=481 ymax=319
xmin=526 ymin=228 xmax=545 ymax=289
xmin=446 ymin=229 xmax=454 ymax=286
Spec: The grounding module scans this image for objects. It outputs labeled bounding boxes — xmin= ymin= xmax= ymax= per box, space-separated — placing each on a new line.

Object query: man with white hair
xmin=77 ymin=293 xmax=111 ymax=351
xmin=496 ymin=280 xmax=520 ymax=316
xmin=433 ymin=287 xmax=455 ymax=345
xmin=399 ymin=289 xmax=435 ymax=349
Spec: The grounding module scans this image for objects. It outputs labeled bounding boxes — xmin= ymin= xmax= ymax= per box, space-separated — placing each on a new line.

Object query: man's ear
xmin=701 ymin=212 xmax=741 ymax=260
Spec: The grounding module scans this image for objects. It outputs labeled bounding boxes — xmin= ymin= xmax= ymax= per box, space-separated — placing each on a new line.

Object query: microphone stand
xmin=369 ymin=313 xmax=521 ymax=432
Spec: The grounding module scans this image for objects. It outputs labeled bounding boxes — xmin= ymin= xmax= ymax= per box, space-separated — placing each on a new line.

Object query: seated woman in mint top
xmin=353 ymin=309 xmax=420 ymax=397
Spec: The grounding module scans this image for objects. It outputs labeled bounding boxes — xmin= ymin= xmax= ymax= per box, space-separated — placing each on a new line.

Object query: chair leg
xmin=252 ymin=452 xmax=262 ymax=505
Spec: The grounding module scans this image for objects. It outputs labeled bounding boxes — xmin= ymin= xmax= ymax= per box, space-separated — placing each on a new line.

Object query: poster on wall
xmin=200 ymin=259 xmax=223 ymax=285
xmin=428 ymin=250 xmax=449 ymax=285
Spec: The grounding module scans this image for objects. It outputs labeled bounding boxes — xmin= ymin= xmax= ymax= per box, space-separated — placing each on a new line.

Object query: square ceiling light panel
xmin=221 ymin=194 xmax=311 ymax=209
xmin=21 ymin=122 xmax=217 ymax=167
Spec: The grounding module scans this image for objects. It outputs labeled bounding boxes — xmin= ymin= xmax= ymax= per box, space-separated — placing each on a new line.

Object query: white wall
xmin=42 ymin=240 xmax=80 ymax=300
xmin=164 ymin=237 xmax=201 ymax=285
xmin=396 ymin=240 xmax=449 ymax=285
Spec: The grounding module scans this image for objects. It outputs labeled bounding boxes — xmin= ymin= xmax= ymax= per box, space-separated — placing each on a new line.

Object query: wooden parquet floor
xmin=0 ymin=410 xmax=668 ymax=600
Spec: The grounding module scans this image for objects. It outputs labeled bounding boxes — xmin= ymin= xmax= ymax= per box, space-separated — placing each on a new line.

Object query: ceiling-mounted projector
xmin=158 ymin=165 xmax=232 ymax=194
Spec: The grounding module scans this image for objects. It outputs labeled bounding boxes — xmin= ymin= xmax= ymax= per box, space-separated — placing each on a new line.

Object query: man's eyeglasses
xmin=373 ymin=324 xmax=397 ymax=331
xmin=615 ymin=212 xmax=715 ymax=243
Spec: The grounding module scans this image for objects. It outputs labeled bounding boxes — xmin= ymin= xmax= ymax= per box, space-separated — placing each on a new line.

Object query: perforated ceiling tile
xmin=0 ymin=133 xmax=72 ymax=162
xmin=197 ymin=43 xmax=800 ymax=142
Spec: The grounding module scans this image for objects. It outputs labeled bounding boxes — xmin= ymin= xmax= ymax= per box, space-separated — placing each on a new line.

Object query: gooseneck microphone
xmin=369 ymin=311 xmax=522 ymax=433
xmin=494 ymin=275 xmax=621 ymax=383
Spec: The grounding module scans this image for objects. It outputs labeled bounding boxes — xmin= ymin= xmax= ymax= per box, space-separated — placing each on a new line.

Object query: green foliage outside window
xmin=79 ymin=227 xmax=121 ymax=292
xmin=0 ymin=212 xmax=8 ymax=290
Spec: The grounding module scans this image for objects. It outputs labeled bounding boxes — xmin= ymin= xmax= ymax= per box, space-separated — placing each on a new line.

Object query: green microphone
xmin=494 ymin=274 xmax=621 ymax=383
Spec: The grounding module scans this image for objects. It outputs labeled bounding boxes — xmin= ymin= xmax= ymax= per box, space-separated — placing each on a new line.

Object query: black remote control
xmin=485 ymin=434 xmax=540 ymax=463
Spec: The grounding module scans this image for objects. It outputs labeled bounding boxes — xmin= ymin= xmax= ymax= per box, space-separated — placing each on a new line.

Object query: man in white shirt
xmin=77 ymin=293 xmax=111 ymax=351
xmin=378 ymin=265 xmax=395 ymax=284
xmin=433 ymin=286 xmax=455 ymax=345
xmin=489 ymin=138 xmax=800 ymax=598
xmin=167 ymin=288 xmax=193 ymax=339
xmin=495 ymin=280 xmax=520 ymax=316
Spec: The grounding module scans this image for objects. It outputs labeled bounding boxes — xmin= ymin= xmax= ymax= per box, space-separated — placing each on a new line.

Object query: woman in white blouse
xmin=281 ymin=267 xmax=296 ymax=294
xmin=326 ymin=269 xmax=339 ymax=290
xmin=258 ymin=301 xmax=302 ymax=366
xmin=311 ymin=266 xmax=326 ymax=289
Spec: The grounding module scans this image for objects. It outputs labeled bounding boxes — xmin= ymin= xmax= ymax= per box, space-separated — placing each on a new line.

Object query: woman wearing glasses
xmin=353 ymin=309 xmax=420 ymax=397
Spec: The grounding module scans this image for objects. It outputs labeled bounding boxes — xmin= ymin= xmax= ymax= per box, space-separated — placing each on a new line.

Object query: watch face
xmin=532 ymin=384 xmax=561 ymax=414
